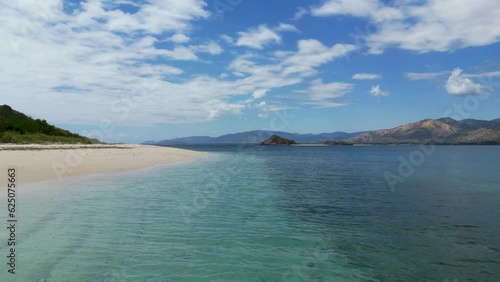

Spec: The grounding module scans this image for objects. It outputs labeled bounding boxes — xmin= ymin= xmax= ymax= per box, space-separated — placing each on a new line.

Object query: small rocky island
xmin=260 ymin=135 xmax=296 ymax=146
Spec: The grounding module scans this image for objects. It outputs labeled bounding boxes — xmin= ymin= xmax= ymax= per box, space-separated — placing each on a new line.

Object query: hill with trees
xmin=0 ymin=105 xmax=100 ymax=144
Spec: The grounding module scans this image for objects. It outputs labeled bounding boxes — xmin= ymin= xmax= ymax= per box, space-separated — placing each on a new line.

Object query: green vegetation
xmin=260 ymin=135 xmax=296 ymax=145
xmin=0 ymin=105 xmax=100 ymax=144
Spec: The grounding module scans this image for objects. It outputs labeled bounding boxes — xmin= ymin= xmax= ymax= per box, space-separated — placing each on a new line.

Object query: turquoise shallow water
xmin=1 ymin=145 xmax=499 ymax=281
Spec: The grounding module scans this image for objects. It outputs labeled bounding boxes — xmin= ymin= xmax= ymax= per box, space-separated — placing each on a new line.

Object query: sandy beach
xmin=0 ymin=144 xmax=206 ymax=184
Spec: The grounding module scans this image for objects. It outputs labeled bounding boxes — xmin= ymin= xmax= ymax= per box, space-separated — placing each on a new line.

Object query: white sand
xmin=0 ymin=144 xmax=207 ymax=184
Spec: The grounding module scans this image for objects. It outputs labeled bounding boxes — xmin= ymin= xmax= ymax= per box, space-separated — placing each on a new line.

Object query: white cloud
xmin=309 ymin=79 xmax=354 ymax=99
xmin=228 ymin=40 xmax=357 ymax=80
xmin=312 ymin=0 xmax=500 ymax=54
xmin=248 ymin=101 xmax=294 ymax=118
xmin=465 ymin=71 xmax=500 ymax=78
xmin=190 ymin=41 xmax=223 ymax=55
xmin=107 ymin=0 xmax=209 ymax=34
xmin=0 ymin=1 xmax=235 ymax=127
xmin=293 ymin=7 xmax=308 ymax=20
xmin=252 ymin=89 xmax=269 ymax=99
xmin=135 ymin=65 xmax=184 ymax=76
xmin=68 ymin=0 xmax=210 ymax=35
xmin=352 ymin=73 xmax=382 ymax=80
xmin=207 ymin=102 xmax=246 ymax=120
xmin=370 ymin=85 xmax=389 ymax=98
xmin=445 ymin=68 xmax=485 ymax=95
xmin=168 ymin=33 xmax=190 ymax=43
xmin=312 ymin=0 xmax=380 ymax=17
xmin=0 ymin=1 xmax=360 ymax=129
xmin=236 ymin=25 xmax=282 ymax=49
xmin=275 ymin=23 xmax=300 ymax=32
xmin=405 ymin=71 xmax=450 ymax=81
xmin=235 ymin=23 xmax=299 ymax=49
xmin=296 ymin=79 xmax=353 ymax=108
xmin=226 ymin=39 xmax=357 ymax=108
xmin=282 ymin=40 xmax=358 ymax=76
xmin=219 ymin=34 xmax=233 ymax=44
xmin=159 ymin=46 xmax=197 ymax=60
xmin=372 ymin=0 xmax=500 ymax=53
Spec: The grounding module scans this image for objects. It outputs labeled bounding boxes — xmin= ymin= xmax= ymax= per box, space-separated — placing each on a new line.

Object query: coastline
xmin=0 ymin=144 xmax=207 ymax=185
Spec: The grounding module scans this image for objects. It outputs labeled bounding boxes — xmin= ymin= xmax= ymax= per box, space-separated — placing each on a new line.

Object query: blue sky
xmin=1 ymin=0 xmax=499 ymax=143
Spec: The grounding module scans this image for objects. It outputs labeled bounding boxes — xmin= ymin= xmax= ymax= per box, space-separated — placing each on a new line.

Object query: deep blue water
xmin=1 ymin=145 xmax=499 ymax=281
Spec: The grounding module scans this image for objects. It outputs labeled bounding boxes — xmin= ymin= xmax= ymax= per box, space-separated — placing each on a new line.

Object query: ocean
xmin=1 ymin=145 xmax=499 ymax=281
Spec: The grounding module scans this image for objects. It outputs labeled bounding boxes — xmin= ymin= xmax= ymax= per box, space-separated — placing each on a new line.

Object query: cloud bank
xmin=312 ymin=0 xmax=500 ymax=53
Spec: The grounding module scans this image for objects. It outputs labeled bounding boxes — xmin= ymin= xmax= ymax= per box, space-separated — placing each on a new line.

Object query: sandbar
xmin=0 ymin=144 xmax=206 ymax=184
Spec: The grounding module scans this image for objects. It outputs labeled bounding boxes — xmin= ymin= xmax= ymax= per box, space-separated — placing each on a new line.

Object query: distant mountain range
xmin=153 ymin=130 xmax=366 ymax=145
xmin=346 ymin=118 xmax=500 ymax=145
xmin=150 ymin=117 xmax=500 ymax=145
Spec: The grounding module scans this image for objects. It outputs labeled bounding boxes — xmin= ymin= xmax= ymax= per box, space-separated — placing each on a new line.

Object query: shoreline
xmin=0 ymin=144 xmax=207 ymax=185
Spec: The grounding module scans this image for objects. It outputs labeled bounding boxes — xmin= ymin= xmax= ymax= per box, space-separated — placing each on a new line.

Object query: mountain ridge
xmin=346 ymin=117 xmax=500 ymax=144
xmin=153 ymin=130 xmax=366 ymax=145
xmin=150 ymin=117 xmax=500 ymax=145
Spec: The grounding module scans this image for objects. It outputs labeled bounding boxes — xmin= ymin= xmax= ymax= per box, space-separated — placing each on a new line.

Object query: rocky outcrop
xmin=260 ymin=135 xmax=296 ymax=145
